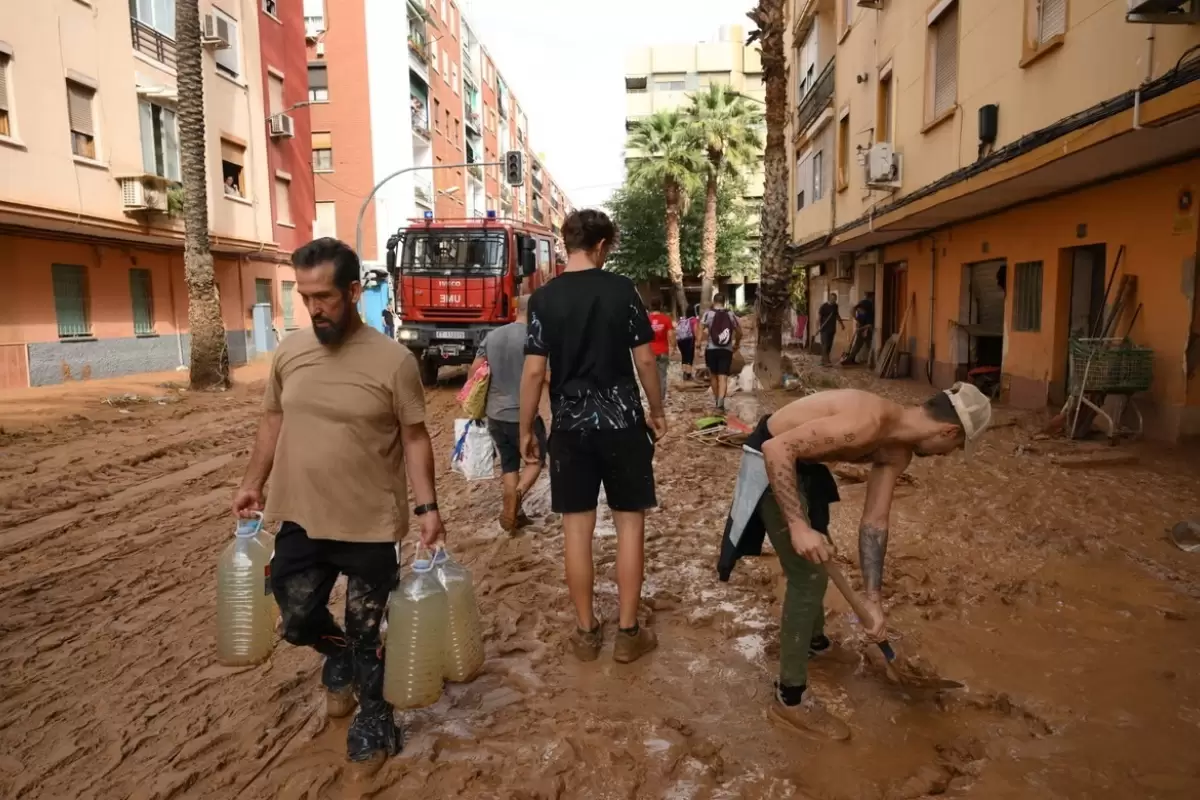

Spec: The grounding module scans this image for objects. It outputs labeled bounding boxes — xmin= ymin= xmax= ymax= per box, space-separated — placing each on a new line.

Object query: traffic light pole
xmin=354 ymin=161 xmax=505 ymax=259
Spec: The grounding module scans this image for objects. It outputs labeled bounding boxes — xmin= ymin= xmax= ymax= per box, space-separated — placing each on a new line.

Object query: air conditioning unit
xmin=857 ymin=0 xmax=885 ymax=8
xmin=201 ymin=14 xmax=233 ymax=49
xmin=119 ymin=176 xmax=168 ymax=213
xmin=865 ymin=143 xmax=902 ymax=188
xmin=268 ymin=113 xmax=295 ymax=138
xmin=315 ymin=41 xmax=326 ymax=57
xmin=1127 ymin=0 xmax=1200 ymax=23
xmin=834 ymin=254 xmax=854 ymax=281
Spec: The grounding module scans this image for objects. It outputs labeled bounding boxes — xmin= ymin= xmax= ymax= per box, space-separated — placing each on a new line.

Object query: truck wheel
xmin=419 ymin=357 xmax=439 ymax=387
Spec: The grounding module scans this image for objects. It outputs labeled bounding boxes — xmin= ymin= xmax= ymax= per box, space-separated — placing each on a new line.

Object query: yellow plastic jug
xmin=216 ymin=513 xmax=276 ymax=666
xmin=433 ymin=546 xmax=484 ymax=682
xmin=383 ymin=547 xmax=448 ymax=709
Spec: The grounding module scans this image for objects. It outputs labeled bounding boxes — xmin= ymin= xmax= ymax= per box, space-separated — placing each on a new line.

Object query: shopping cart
xmin=1060 ymin=337 xmax=1154 ymax=441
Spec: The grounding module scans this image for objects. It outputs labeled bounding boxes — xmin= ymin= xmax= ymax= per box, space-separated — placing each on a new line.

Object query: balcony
xmin=413 ymin=173 xmax=433 ymax=206
xmin=462 ymin=50 xmax=477 ymax=81
xmin=468 ymin=163 xmax=483 ymax=181
xmin=532 ymin=206 xmax=544 ymax=224
xmin=131 ymin=18 xmax=176 ymax=69
xmin=532 ymin=173 xmax=543 ymax=193
xmin=408 ymin=26 xmax=429 ymax=63
xmin=411 ymin=106 xmax=431 ymax=141
xmin=501 ymin=183 xmax=511 ymax=200
xmin=796 ymin=58 xmax=834 ymax=136
xmin=305 ymin=16 xmax=325 ymax=39
xmin=465 ymin=109 xmax=481 ymax=133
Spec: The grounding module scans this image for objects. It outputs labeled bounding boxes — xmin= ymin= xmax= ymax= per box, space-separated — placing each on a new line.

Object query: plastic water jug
xmin=383 ymin=547 xmax=449 ymax=709
xmin=216 ymin=513 xmax=276 ymax=666
xmin=433 ymin=546 xmax=485 ymax=682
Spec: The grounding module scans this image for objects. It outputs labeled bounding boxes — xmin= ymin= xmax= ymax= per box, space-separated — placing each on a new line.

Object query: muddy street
xmin=2 ymin=361 xmax=1200 ymax=799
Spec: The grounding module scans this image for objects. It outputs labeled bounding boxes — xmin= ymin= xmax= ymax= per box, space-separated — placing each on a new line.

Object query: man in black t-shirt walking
xmin=520 ymin=209 xmax=666 ymax=665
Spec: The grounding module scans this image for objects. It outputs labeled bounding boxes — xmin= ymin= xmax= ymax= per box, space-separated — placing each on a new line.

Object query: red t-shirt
xmin=648 ymin=312 xmax=672 ymax=356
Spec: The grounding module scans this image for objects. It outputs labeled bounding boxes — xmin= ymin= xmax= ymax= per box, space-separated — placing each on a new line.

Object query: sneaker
xmin=569 ymin=621 xmax=604 ymax=662
xmin=767 ymin=694 xmax=851 ymax=741
xmin=346 ymin=706 xmax=402 ymax=768
xmin=516 ymin=509 xmax=534 ymax=528
xmin=322 ymin=652 xmax=356 ymax=718
xmin=613 ymin=625 xmax=658 ymax=664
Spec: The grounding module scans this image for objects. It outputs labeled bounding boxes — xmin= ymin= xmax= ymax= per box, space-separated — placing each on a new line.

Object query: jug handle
xmin=411 ymin=541 xmax=436 ymax=573
xmin=235 ymin=511 xmax=264 ymax=537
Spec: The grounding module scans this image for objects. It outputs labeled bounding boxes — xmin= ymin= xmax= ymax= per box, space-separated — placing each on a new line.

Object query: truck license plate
xmin=439 ymin=344 xmax=463 ymax=356
xmin=436 ymin=330 xmax=466 ymax=340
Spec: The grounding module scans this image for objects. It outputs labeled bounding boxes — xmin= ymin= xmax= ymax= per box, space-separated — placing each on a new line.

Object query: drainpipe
xmin=1134 ymin=25 xmax=1156 ymax=130
xmin=927 ymin=235 xmax=937 ymax=384
xmin=168 ymin=255 xmax=185 ymax=369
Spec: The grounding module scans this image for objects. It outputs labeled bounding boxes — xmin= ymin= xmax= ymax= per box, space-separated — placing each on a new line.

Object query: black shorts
xmin=488 ymin=417 xmax=546 ymax=474
xmin=548 ymin=426 xmax=657 ymax=514
xmin=705 ymin=348 xmax=734 ymax=376
xmin=270 ymin=521 xmax=399 ymax=586
xmin=678 ymin=338 xmax=695 ymax=366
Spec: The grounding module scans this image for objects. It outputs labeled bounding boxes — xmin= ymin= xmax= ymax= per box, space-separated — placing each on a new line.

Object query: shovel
xmin=825 ymin=562 xmax=964 ymax=690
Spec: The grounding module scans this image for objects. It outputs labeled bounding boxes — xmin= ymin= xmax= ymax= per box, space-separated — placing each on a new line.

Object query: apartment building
xmin=624 ymin=25 xmax=765 ymax=306
xmin=0 ymin=0 xmax=314 ymax=389
xmin=304 ymin=0 xmax=572 ymax=266
xmin=787 ymin=0 xmax=1200 ymax=441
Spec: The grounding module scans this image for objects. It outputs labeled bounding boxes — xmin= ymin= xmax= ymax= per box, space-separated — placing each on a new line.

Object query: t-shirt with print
xmin=262 ymin=325 xmax=426 ymax=544
xmin=701 ymin=308 xmax=741 ymax=351
xmin=480 ymin=321 xmax=525 ymax=424
xmin=648 ymin=312 xmax=672 ymax=357
xmin=525 ymin=269 xmax=654 ymax=431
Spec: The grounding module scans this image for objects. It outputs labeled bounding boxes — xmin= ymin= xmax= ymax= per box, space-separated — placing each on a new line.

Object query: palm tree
xmin=748 ymin=0 xmax=788 ymax=389
xmin=685 ymin=85 xmax=763 ymax=312
xmin=626 ymin=111 xmax=704 ymax=312
xmin=176 ymin=0 xmax=229 ymax=389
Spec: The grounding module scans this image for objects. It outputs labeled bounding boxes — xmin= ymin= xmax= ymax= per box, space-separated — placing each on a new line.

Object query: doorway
xmin=882 ymin=261 xmax=908 ymax=340
xmin=1065 ymin=245 xmax=1107 ymax=392
xmin=957 ymin=259 xmax=1007 ymax=376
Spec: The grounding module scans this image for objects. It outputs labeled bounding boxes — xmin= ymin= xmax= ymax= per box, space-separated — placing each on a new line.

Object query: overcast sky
xmin=463 ymin=0 xmax=754 ymax=209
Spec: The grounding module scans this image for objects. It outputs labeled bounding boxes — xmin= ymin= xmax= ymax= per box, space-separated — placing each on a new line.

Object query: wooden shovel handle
xmin=825 ymin=561 xmax=896 ymax=662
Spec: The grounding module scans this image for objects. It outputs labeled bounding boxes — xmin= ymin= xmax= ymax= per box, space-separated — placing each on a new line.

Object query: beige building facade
xmin=0 ymin=0 xmax=308 ymax=389
xmin=787 ymin=0 xmax=1200 ymax=441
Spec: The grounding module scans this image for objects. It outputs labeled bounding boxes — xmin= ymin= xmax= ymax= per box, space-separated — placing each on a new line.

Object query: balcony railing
xmin=532 ymin=207 xmax=544 ymax=224
xmin=796 ymin=58 xmax=834 ymax=135
xmin=305 ymin=16 xmax=325 ymax=38
xmin=411 ymin=108 xmax=431 ymax=139
xmin=131 ymin=18 xmax=176 ymax=69
xmin=408 ymin=26 xmax=428 ymax=62
xmin=414 ymin=174 xmax=433 ymax=204
xmin=532 ymin=173 xmax=543 ymax=192
xmin=465 ymin=109 xmax=481 ymax=131
xmin=468 ymin=163 xmax=483 ymax=181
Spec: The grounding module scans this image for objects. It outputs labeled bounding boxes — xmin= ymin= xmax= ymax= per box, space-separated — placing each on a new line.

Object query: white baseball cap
xmin=945 ymin=382 xmax=993 ymax=460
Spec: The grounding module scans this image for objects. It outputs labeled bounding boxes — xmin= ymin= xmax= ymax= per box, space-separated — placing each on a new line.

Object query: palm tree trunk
xmin=664 ymin=181 xmax=688 ymax=312
xmin=700 ymin=174 xmax=718 ymax=313
xmin=750 ymin=0 xmax=788 ymax=389
xmin=177 ymin=0 xmax=229 ymax=390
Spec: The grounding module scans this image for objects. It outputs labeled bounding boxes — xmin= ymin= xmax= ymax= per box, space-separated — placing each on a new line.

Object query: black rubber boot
xmin=346 ymin=647 xmax=402 ymax=764
xmin=322 ymin=648 xmax=356 ymax=718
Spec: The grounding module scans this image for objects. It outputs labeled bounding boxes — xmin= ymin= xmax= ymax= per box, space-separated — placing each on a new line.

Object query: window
xmin=130 ymin=268 xmax=155 ymax=335
xmin=314 ymin=200 xmax=337 ymax=238
xmin=263 ymin=0 xmax=278 ymax=16
xmin=841 ymin=0 xmax=854 ymax=33
xmin=221 ymin=138 xmax=246 ymax=196
xmin=1034 ymin=0 xmax=1067 ymax=45
xmin=625 ymin=76 xmax=648 ymax=92
xmin=434 ymin=98 xmax=441 ymax=132
xmin=66 ymin=80 xmax=96 ymax=160
xmin=441 ymin=50 xmax=448 ymax=77
xmin=441 ymin=0 xmax=447 ymax=20
xmin=275 ymin=175 xmax=292 ymax=224
xmin=451 ymin=63 xmax=460 ymax=95
xmin=255 ymin=278 xmax=273 ymax=308
xmin=430 ymin=39 xmax=439 ymax=73
xmin=312 ymin=131 xmax=332 ymax=171
xmin=654 ymin=80 xmax=686 ymax=91
xmin=927 ymin=1 xmax=959 ymax=122
xmin=0 ymin=51 xmax=11 ymax=138
xmin=268 ymin=73 xmax=284 ymax=115
xmin=1013 ymin=261 xmax=1043 ymax=332
xmin=308 ymin=64 xmax=328 ymax=102
xmin=876 ymin=69 xmax=893 ymax=142
xmin=836 ymin=114 xmax=849 ymax=191
xmin=213 ymin=9 xmax=240 ymax=78
xmin=52 ymin=264 xmax=91 ymax=339
xmin=812 ymin=150 xmax=823 ymax=201
xmin=281 ymin=281 xmax=297 ymax=329
xmin=131 ymin=0 xmax=176 ymax=38
xmin=138 ymin=100 xmax=180 ymax=181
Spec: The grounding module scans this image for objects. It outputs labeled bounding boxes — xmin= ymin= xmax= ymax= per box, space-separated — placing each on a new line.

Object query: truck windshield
xmin=400 ymin=230 xmax=507 ymax=276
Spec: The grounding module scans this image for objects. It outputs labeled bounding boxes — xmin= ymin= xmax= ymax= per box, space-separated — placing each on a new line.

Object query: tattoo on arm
xmin=858 ymin=523 xmax=889 ymax=597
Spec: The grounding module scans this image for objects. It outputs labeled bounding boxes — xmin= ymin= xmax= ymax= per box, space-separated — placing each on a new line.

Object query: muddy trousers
xmin=271 ymin=522 xmax=400 ymax=760
xmin=757 ymin=488 xmax=827 ymax=689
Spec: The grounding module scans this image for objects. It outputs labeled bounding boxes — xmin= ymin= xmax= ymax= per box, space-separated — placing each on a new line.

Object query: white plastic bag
xmin=450 ymin=419 xmax=495 ymax=481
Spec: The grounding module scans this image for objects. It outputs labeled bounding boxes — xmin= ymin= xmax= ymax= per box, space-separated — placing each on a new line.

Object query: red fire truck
xmin=385 ymin=215 xmax=563 ymax=386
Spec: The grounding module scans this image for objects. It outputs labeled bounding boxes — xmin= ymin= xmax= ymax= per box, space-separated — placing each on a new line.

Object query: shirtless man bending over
xmin=718 ymin=383 xmax=992 ymax=740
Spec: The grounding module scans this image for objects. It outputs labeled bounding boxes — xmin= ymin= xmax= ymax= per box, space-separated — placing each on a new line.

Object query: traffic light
xmin=504 ymin=150 xmax=524 ymax=187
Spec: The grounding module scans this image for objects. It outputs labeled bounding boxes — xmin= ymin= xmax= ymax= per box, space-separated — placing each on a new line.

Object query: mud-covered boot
xmin=767 ymin=688 xmax=851 ymax=741
xmin=500 ymin=485 xmax=519 ymax=532
xmin=322 ymin=649 xmax=356 ymax=718
xmin=808 ymin=634 xmax=860 ymax=665
xmin=569 ymin=620 xmax=604 ymax=662
xmin=613 ymin=623 xmax=657 ymax=664
xmin=346 ymin=646 xmax=402 ymax=769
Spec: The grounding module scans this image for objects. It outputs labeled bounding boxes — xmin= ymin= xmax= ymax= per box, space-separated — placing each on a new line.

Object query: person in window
xmin=224 ymin=175 xmax=239 ymax=197
xmin=519 ymin=209 xmax=666 ymax=665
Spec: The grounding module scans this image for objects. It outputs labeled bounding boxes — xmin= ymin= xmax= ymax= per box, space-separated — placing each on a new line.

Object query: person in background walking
xmin=647 ymin=297 xmax=674 ymax=405
xmin=232 ymin=238 xmax=444 ymax=769
xmin=817 ymin=294 xmax=845 ymax=367
xmin=676 ymin=303 xmax=700 ymax=382
xmin=700 ymin=293 xmax=742 ymax=412
xmin=844 ymin=292 xmax=875 ymax=366
xmin=468 ymin=296 xmax=547 ymax=533
xmin=520 ymin=209 xmax=666 ymax=665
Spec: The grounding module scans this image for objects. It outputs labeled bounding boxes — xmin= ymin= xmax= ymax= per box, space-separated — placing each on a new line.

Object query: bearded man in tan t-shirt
xmin=232 ymin=238 xmax=445 ymax=769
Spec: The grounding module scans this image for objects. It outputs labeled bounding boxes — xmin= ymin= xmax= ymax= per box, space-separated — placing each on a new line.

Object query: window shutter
xmin=51 ymin=264 xmax=90 ymax=338
xmin=275 ymin=178 xmax=291 ymax=224
xmin=162 ymin=107 xmax=180 ymax=181
xmin=0 ymin=55 xmax=9 ymax=112
xmin=307 ymin=64 xmax=328 ymax=91
xmin=67 ymin=82 xmax=95 ymax=135
xmin=281 ymin=281 xmax=296 ymax=328
xmin=220 ymin=138 xmax=245 ymax=165
xmin=1038 ymin=0 xmax=1066 ymax=42
xmin=268 ymin=75 xmax=284 ymax=115
xmin=130 ymin=269 xmax=154 ymax=335
xmin=932 ymin=6 xmax=958 ymax=118
xmin=311 ymin=131 xmax=332 ymax=150
xmin=139 ymin=101 xmax=156 ymax=174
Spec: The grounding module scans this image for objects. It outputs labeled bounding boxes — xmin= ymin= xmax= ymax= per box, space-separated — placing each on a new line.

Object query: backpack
xmin=708 ymin=309 xmax=736 ymax=347
xmin=675 ymin=317 xmax=694 ymax=340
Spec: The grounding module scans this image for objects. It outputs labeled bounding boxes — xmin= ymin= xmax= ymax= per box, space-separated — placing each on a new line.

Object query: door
xmin=882 ymin=262 xmax=907 ymax=339
xmin=1065 ymin=244 xmax=1106 ymax=385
